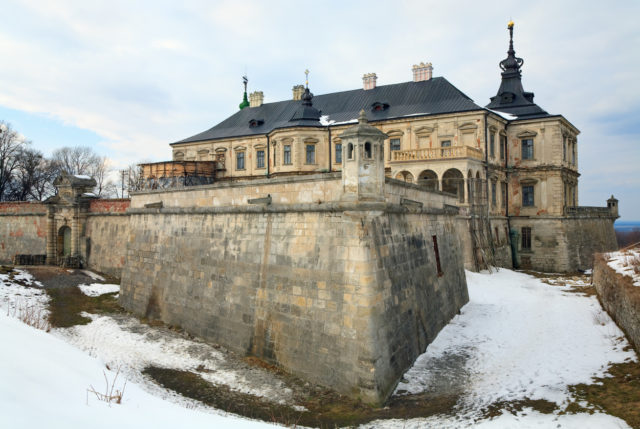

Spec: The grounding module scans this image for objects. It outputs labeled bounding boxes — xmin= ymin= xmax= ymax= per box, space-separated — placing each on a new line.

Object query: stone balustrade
xmin=391 ymin=146 xmax=484 ymax=162
xmin=565 ymin=206 xmax=615 ymax=218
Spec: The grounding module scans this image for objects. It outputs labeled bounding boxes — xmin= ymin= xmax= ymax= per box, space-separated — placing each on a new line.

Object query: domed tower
xmin=339 ymin=110 xmax=388 ymax=201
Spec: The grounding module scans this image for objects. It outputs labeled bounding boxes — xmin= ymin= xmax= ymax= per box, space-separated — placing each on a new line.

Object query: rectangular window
xmin=572 ymin=144 xmax=576 ymax=165
xmin=256 ymin=150 xmax=265 ymax=168
xmin=335 ymin=143 xmax=342 ymax=164
xmin=522 ymin=185 xmax=534 ymax=207
xmin=501 ymin=182 xmax=507 ymax=208
xmin=521 ymin=227 xmax=532 ymax=250
xmin=305 ymin=144 xmax=315 ymax=164
xmin=441 ymin=140 xmax=451 ymax=147
xmin=491 ymin=182 xmax=497 ymax=207
xmin=390 ymin=138 xmax=401 ymax=151
xmin=563 ymin=136 xmax=567 ymax=162
xmin=283 ymin=145 xmax=291 ymax=165
xmin=490 ymin=134 xmax=495 ymax=158
xmin=236 ymin=152 xmax=245 ymax=170
xmin=432 ymin=235 xmax=443 ymax=276
xmin=521 ymin=139 xmax=534 ymax=160
xmin=500 ymin=135 xmax=506 ymax=160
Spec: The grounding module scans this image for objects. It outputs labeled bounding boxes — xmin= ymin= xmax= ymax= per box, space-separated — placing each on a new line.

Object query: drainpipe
xmin=266 ymin=135 xmax=270 ymax=178
xmin=328 ymin=126 xmax=332 ymax=172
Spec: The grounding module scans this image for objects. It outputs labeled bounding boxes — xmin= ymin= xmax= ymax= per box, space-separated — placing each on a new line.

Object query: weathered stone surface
xmin=593 ymin=253 xmax=640 ymax=354
xmin=0 ymin=203 xmax=47 ymax=263
xmin=119 ymin=199 xmax=467 ymax=404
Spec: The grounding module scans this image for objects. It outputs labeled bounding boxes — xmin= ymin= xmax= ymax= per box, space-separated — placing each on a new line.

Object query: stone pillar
xmin=71 ymin=208 xmax=79 ymax=258
xmin=46 ymin=208 xmax=56 ymax=265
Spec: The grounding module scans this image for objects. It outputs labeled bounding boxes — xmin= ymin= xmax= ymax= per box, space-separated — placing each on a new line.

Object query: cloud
xmin=0 ymin=0 xmax=639 ymax=218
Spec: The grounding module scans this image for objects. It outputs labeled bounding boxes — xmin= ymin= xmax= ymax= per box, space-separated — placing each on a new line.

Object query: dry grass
xmin=5 ymin=300 xmax=50 ymax=332
xmin=87 ymin=366 xmax=127 ymax=405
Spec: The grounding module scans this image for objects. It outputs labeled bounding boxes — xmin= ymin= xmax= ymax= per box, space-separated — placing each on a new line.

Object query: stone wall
xmin=120 ymin=183 xmax=467 ymax=404
xmin=83 ymin=214 xmax=131 ymax=279
xmin=510 ymin=216 xmax=617 ymax=272
xmin=593 ymin=253 xmax=640 ymax=354
xmin=0 ymin=202 xmax=47 ymax=263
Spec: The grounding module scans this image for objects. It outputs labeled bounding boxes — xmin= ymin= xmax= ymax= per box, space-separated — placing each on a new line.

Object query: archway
xmin=442 ymin=168 xmax=464 ymax=202
xmin=395 ymin=171 xmax=414 ymax=183
xmin=417 ymin=170 xmax=438 ymax=190
xmin=57 ymin=226 xmax=71 ymax=258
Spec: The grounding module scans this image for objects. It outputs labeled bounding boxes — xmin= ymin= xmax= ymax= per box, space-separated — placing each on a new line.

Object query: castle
xmin=0 ymin=23 xmax=618 ymax=404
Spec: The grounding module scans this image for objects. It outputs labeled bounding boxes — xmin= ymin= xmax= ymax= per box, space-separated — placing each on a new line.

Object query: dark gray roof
xmin=173 ymin=77 xmax=483 ymax=144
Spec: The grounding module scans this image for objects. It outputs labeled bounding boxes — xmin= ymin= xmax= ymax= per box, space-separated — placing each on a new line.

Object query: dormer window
xmin=371 ymin=102 xmax=389 ymax=112
xmin=248 ymin=119 xmax=264 ymax=128
xmin=500 ymin=92 xmax=515 ymax=103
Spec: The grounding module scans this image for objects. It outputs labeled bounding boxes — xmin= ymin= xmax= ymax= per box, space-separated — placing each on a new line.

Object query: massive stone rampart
xmin=119 ymin=175 xmax=468 ymax=404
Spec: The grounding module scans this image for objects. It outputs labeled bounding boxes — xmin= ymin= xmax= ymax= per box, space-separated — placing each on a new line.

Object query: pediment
xmin=516 ymin=130 xmax=538 ymax=138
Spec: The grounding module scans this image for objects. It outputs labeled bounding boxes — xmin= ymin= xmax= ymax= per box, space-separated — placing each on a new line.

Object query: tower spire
xmin=239 ymin=75 xmax=249 ymax=110
xmin=499 ymin=21 xmax=524 ymax=78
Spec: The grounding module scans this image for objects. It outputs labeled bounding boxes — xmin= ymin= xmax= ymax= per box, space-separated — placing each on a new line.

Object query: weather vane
xmin=305 ymin=69 xmax=310 ymax=88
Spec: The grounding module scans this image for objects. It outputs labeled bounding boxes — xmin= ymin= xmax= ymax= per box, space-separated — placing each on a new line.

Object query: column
xmin=46 ymin=208 xmax=56 ymax=265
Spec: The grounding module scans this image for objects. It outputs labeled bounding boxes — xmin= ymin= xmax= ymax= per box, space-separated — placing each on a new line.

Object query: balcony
xmin=391 ymin=146 xmax=484 ymax=162
xmin=564 ymin=206 xmax=615 ymax=218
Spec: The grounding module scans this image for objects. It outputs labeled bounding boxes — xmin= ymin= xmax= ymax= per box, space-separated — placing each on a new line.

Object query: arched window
xmin=364 ymin=142 xmax=372 ymax=159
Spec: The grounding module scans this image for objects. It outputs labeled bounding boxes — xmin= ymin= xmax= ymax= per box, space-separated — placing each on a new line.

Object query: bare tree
xmin=8 ymin=148 xmax=57 ymax=201
xmin=51 ymin=146 xmax=116 ymax=197
xmin=0 ymin=122 xmax=30 ymax=201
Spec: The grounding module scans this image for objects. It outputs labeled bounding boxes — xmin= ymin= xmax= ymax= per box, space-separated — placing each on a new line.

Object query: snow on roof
xmin=74 ymin=174 xmax=92 ymax=180
xmin=487 ymin=108 xmax=518 ymax=121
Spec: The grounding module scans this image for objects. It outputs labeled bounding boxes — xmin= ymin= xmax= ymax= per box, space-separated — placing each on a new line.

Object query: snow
xmin=82 ymin=270 xmax=106 ymax=282
xmin=74 ymin=174 xmax=92 ymax=179
xmin=1 ymin=267 xmax=636 ymax=428
xmin=606 ymin=247 xmax=640 ymax=286
xmin=319 ymin=114 xmax=335 ymax=126
xmin=394 ymin=268 xmax=635 ymax=424
xmin=82 ymin=192 xmax=98 ymax=197
xmin=78 ymin=283 xmax=120 ymax=297
xmin=0 ymin=312 xmax=275 ymax=429
xmin=486 ymin=108 xmax=518 ymax=121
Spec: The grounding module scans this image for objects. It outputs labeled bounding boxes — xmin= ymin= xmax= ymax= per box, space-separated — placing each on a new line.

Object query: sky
xmin=0 ymin=0 xmax=638 ymax=220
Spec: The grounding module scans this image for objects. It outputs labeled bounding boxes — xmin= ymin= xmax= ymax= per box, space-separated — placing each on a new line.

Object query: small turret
xmin=339 ymin=110 xmax=388 ymax=201
xmin=607 ymin=195 xmax=619 ymax=218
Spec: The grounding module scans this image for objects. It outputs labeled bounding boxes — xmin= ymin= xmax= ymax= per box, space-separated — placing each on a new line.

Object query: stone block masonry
xmin=593 ymin=252 xmax=640 ymax=354
xmin=0 ymin=202 xmax=47 ymax=263
xmin=119 ymin=202 xmax=467 ymax=404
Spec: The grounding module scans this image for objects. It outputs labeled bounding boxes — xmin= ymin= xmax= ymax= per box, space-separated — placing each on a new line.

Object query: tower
xmin=339 ymin=110 xmax=388 ymax=201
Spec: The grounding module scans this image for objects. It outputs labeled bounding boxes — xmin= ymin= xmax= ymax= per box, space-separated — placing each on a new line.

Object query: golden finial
xmin=508 ymin=20 xmax=514 ymax=29
xmin=305 ymin=69 xmax=310 ymax=88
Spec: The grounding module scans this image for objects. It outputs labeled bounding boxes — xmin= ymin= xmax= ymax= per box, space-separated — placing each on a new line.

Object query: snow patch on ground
xmin=54 ymin=313 xmax=293 ymax=402
xmin=0 ymin=311 xmax=275 ymax=429
xmin=606 ymin=247 xmax=640 ymax=286
xmin=82 ymin=270 xmax=106 ymax=282
xmin=0 ymin=269 xmax=49 ymax=324
xmin=396 ymin=269 xmax=635 ymax=414
xmin=78 ymin=283 xmax=120 ymax=297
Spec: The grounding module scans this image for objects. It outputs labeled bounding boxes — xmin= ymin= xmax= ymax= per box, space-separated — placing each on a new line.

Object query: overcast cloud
xmin=0 ymin=0 xmax=638 ymax=219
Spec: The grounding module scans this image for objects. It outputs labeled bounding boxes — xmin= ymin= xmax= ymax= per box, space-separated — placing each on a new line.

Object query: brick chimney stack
xmin=249 ymin=91 xmax=264 ymax=108
xmin=292 ymin=85 xmax=305 ymax=100
xmin=362 ymin=73 xmax=377 ymax=90
xmin=412 ymin=62 xmax=433 ymax=82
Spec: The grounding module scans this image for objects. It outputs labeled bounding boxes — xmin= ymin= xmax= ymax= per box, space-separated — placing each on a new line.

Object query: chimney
xmin=362 ymin=73 xmax=377 ymax=90
xmin=249 ymin=91 xmax=264 ymax=108
xmin=412 ymin=62 xmax=433 ymax=82
xmin=292 ymin=85 xmax=305 ymax=100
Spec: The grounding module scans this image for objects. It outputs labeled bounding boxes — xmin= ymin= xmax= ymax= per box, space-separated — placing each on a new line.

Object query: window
xmin=272 ymin=145 xmax=276 ymax=166
xmin=364 ymin=142 xmax=372 ymax=159
xmin=283 ymin=145 xmax=291 ymax=165
xmin=501 ymin=182 xmax=507 ymax=208
xmin=432 ymin=235 xmax=443 ymax=276
xmin=522 ymin=185 xmax=534 ymax=206
xmin=441 ymin=140 xmax=451 ymax=147
xmin=490 ymin=134 xmax=495 ymax=158
xmin=305 ymin=144 xmax=315 ymax=164
xmin=491 ymin=182 xmax=497 ymax=207
xmin=236 ymin=152 xmax=245 ymax=170
xmin=256 ymin=149 xmax=265 ymax=169
xmin=521 ymin=139 xmax=534 ymax=160
xmin=572 ymin=144 xmax=576 ymax=165
xmin=390 ymin=138 xmax=401 ymax=151
xmin=347 ymin=143 xmax=354 ymax=160
xmin=500 ymin=135 xmax=506 ymax=160
xmin=495 ymin=227 xmax=499 ymax=243
xmin=563 ymin=136 xmax=567 ymax=162
xmin=521 ymin=227 xmax=532 ymax=250
xmin=335 ymin=143 xmax=342 ymax=164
